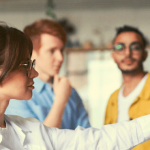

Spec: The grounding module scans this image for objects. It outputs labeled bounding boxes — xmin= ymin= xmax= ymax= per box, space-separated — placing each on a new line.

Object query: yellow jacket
xmin=105 ymin=73 xmax=150 ymax=150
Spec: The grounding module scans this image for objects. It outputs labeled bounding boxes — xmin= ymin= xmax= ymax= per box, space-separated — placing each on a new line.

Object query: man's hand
xmin=53 ymin=75 xmax=72 ymax=105
xmin=43 ymin=75 xmax=72 ymax=128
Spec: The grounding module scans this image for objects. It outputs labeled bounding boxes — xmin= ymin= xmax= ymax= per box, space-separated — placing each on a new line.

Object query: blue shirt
xmin=5 ymin=77 xmax=90 ymax=129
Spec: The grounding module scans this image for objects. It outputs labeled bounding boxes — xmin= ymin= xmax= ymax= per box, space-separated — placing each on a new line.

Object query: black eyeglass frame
xmin=113 ymin=42 xmax=144 ymax=54
xmin=20 ymin=59 xmax=36 ymax=77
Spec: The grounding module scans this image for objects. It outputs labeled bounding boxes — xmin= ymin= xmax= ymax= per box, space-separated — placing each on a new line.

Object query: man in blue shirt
xmin=5 ymin=19 xmax=90 ymax=129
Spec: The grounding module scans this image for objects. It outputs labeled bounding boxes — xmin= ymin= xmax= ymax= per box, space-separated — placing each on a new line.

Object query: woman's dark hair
xmin=0 ymin=23 xmax=33 ymax=84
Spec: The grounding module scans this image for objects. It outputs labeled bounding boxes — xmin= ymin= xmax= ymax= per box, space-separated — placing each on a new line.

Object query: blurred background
xmin=1 ymin=0 xmax=150 ymax=128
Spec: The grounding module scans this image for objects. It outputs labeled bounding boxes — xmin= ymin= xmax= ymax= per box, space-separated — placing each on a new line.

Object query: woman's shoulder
xmin=5 ymin=114 xmax=45 ymax=135
xmin=5 ymin=114 xmax=41 ymax=125
xmin=5 ymin=115 xmax=57 ymax=134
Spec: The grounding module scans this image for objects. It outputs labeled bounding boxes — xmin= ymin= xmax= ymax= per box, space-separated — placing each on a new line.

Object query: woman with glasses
xmin=0 ymin=23 xmax=150 ymax=150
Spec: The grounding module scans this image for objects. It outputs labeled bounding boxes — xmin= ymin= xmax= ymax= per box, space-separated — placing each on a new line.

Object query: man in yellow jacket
xmin=105 ymin=25 xmax=150 ymax=150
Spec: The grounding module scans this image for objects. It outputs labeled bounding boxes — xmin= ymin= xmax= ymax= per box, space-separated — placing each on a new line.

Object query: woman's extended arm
xmin=48 ymin=114 xmax=150 ymax=150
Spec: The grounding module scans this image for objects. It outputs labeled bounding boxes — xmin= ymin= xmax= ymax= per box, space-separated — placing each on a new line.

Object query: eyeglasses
xmin=113 ymin=42 xmax=144 ymax=55
xmin=20 ymin=59 xmax=36 ymax=77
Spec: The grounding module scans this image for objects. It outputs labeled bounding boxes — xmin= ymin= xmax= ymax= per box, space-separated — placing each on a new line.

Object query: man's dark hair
xmin=113 ymin=25 xmax=148 ymax=49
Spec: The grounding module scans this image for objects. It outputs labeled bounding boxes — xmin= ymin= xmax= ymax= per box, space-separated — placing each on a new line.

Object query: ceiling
xmin=0 ymin=0 xmax=150 ymax=12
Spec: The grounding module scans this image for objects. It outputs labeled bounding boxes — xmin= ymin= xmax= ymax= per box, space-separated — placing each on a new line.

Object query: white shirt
xmin=118 ymin=74 xmax=148 ymax=122
xmin=0 ymin=115 xmax=150 ymax=150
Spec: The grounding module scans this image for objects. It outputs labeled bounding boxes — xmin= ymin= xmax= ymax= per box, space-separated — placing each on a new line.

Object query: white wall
xmin=0 ymin=8 xmax=150 ymax=46
xmin=55 ymin=8 xmax=150 ymax=46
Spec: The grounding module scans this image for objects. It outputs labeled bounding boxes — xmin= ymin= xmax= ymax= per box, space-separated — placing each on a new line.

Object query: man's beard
xmin=118 ymin=57 xmax=143 ymax=74
xmin=120 ymin=68 xmax=141 ymax=74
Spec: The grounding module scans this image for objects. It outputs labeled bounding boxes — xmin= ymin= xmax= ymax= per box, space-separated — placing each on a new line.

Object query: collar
xmin=34 ymin=77 xmax=46 ymax=93
xmin=34 ymin=77 xmax=54 ymax=94
xmin=111 ymin=73 xmax=150 ymax=105
xmin=3 ymin=115 xmax=47 ymax=148
xmin=2 ymin=115 xmax=31 ymax=147
xmin=138 ymin=72 xmax=150 ymax=100
xmin=4 ymin=115 xmax=31 ymax=133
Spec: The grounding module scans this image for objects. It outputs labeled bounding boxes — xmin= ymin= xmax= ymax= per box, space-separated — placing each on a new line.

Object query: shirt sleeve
xmin=49 ymin=115 xmax=150 ymax=150
xmin=5 ymin=99 xmax=49 ymax=122
xmin=72 ymin=88 xmax=91 ymax=128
